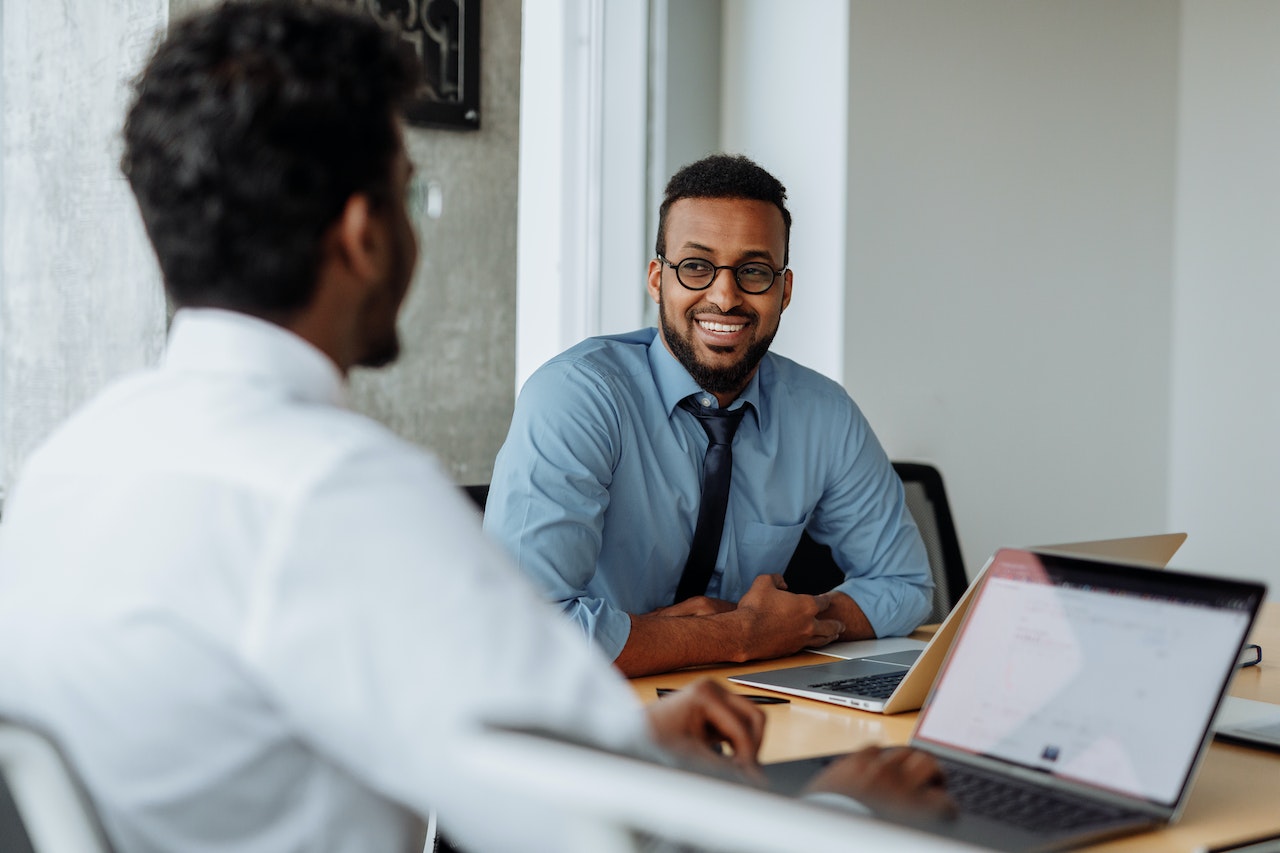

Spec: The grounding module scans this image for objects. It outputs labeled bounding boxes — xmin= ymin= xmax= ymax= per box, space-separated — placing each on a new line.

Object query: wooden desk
xmin=631 ymin=602 xmax=1280 ymax=852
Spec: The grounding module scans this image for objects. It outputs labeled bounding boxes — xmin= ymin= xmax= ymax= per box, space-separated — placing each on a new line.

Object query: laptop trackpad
xmin=777 ymin=657 xmax=906 ymax=686
xmin=762 ymin=753 xmax=847 ymax=796
xmin=865 ymin=649 xmax=922 ymax=667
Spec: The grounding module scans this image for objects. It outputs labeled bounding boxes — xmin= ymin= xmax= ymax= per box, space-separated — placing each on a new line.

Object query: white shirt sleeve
xmin=241 ymin=438 xmax=654 ymax=849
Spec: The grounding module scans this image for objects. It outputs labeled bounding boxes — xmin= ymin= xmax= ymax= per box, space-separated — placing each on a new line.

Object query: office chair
xmin=0 ymin=721 xmax=113 ymax=853
xmin=462 ymin=484 xmax=490 ymax=511
xmin=783 ymin=461 xmax=967 ymax=624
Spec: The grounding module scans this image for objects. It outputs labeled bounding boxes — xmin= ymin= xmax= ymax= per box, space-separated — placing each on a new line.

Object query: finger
xmin=699 ymin=690 xmax=767 ymax=763
xmin=869 ymin=745 xmax=908 ymax=771
xmin=842 ymin=744 xmax=885 ymax=775
xmin=810 ymin=618 xmax=845 ymax=645
xmin=865 ymin=744 xmax=920 ymax=782
xmin=811 ymin=591 xmax=836 ymax=611
xmin=918 ymin=786 xmax=959 ymax=820
xmin=877 ymin=750 xmax=950 ymax=806
xmin=900 ymin=749 xmax=946 ymax=785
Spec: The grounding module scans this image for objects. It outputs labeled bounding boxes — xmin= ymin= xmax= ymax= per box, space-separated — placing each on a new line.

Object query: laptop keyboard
xmin=941 ymin=760 xmax=1137 ymax=833
xmin=810 ymin=670 xmax=906 ymax=699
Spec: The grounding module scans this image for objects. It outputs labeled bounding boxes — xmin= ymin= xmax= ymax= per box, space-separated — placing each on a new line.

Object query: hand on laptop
xmin=645 ymin=679 xmax=766 ymax=782
xmin=805 ymin=745 xmax=955 ymax=822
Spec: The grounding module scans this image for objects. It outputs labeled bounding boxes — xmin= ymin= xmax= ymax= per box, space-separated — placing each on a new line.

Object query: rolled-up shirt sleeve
xmin=808 ymin=398 xmax=934 ymax=638
xmin=484 ymin=361 xmax=635 ymax=660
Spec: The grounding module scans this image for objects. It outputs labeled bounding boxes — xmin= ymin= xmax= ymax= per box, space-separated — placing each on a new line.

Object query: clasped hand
xmin=649 ymin=574 xmax=846 ymax=659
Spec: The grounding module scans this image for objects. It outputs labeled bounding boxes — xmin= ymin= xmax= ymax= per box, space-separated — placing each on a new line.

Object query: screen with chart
xmin=914 ymin=550 xmax=1256 ymax=806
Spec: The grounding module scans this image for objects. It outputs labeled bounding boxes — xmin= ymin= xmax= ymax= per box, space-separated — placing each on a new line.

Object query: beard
xmin=356 ymin=280 xmax=403 ymax=369
xmin=659 ymin=289 xmax=776 ymax=397
xmin=359 ymin=331 xmax=400 ymax=370
xmin=356 ymin=213 xmax=413 ymax=370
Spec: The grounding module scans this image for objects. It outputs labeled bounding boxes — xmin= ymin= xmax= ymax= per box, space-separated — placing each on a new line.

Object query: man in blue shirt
xmin=486 ymin=154 xmax=932 ymax=677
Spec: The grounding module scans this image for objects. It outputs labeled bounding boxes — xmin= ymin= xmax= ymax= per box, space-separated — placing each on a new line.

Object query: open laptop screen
xmin=913 ymin=549 xmax=1260 ymax=809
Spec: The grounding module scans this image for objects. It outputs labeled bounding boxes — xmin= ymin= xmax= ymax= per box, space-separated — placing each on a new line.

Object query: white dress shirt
xmin=0 ymin=309 xmax=652 ymax=852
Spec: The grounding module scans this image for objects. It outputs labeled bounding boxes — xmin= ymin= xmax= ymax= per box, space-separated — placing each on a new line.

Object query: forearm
xmin=613 ymin=576 xmax=847 ymax=676
xmin=613 ymin=611 xmax=755 ymax=677
xmin=836 ymin=573 xmax=932 ymax=637
xmin=822 ymin=591 xmax=876 ymax=641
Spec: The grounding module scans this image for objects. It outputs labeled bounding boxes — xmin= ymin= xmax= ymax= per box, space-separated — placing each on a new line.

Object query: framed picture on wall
xmin=343 ymin=0 xmax=481 ymax=130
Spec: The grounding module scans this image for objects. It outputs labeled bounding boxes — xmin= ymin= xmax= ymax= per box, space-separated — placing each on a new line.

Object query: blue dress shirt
xmin=485 ymin=328 xmax=933 ymax=661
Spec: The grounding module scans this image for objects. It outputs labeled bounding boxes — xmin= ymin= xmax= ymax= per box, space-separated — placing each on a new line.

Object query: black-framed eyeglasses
xmin=1238 ymin=643 xmax=1263 ymax=668
xmin=658 ymin=254 xmax=785 ymax=295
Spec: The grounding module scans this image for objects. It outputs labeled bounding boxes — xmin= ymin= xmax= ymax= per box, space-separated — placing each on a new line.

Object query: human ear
xmin=332 ymin=193 xmax=379 ymax=283
xmin=647 ymin=258 xmax=663 ymax=305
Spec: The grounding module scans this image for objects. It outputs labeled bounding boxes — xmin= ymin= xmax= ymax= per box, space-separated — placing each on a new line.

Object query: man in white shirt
xmin=0 ymin=2 xmax=949 ymax=851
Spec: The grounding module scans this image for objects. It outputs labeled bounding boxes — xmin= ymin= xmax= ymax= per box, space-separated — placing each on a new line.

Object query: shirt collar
xmin=163 ymin=308 xmax=347 ymax=408
xmin=645 ymin=327 xmax=763 ymax=422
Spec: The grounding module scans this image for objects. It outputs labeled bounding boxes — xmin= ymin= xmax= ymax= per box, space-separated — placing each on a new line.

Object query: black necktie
xmin=674 ymin=397 xmax=747 ymax=603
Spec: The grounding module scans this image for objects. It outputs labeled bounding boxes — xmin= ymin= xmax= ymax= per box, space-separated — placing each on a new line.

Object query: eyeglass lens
xmin=672 ymin=258 xmax=778 ymax=294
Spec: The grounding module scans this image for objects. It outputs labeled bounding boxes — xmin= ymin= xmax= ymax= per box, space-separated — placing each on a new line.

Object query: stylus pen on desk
xmin=656 ymin=687 xmax=790 ymax=705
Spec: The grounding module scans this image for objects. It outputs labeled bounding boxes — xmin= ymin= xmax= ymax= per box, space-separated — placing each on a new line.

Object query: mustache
xmin=686 ymin=306 xmax=755 ymax=320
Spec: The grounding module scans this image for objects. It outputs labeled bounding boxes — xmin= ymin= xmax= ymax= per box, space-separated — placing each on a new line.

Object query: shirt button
xmin=700 ymin=396 xmax=712 ymax=407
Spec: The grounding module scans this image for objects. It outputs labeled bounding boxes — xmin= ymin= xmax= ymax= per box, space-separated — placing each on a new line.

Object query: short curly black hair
xmin=654 ymin=154 xmax=792 ymax=265
xmin=121 ymin=0 xmax=420 ymax=318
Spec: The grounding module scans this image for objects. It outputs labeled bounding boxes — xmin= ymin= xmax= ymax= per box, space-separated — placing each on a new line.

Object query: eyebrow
xmin=679 ymin=241 xmax=777 ymax=263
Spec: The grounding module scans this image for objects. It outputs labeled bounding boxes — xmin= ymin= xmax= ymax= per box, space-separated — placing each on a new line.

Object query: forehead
xmin=665 ymin=197 xmax=786 ymax=259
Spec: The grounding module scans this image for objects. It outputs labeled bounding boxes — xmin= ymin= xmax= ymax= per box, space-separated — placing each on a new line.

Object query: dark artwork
xmin=343 ymin=0 xmax=481 ymax=130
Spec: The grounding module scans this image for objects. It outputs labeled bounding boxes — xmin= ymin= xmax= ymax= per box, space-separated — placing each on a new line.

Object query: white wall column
xmin=517 ymin=0 xmax=650 ymax=391
xmin=1169 ymin=1 xmax=1280 ymax=590
xmin=720 ymin=0 xmax=848 ymax=383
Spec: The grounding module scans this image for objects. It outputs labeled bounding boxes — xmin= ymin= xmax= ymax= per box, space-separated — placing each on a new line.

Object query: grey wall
xmin=1 ymin=0 xmax=520 ymax=491
xmin=658 ymin=0 xmax=722 ymax=184
xmin=842 ymin=1 xmax=1179 ymax=572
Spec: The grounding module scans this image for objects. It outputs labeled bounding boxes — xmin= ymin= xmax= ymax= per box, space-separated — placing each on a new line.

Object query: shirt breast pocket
xmin=738 ymin=520 xmax=807 ymax=578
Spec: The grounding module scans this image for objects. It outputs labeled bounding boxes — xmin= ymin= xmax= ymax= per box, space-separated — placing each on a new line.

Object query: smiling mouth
xmin=697 ymin=318 xmax=747 ymax=334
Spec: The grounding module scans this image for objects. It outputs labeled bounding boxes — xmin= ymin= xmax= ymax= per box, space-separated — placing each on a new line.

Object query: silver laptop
xmin=730 ymin=534 xmax=1187 ymax=714
xmin=766 ymin=548 xmax=1264 ymax=852
xmin=1213 ymin=696 xmax=1280 ymax=752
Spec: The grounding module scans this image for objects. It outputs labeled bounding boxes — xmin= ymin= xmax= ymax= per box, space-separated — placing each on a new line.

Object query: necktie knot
xmin=679 ymin=398 xmax=746 ymax=446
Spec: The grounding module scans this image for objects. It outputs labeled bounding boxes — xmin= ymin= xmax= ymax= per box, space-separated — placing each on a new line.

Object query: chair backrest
xmin=783 ymin=461 xmax=967 ymax=624
xmin=0 ymin=721 xmax=112 ymax=853
xmin=461 ymin=484 xmax=490 ymax=511
xmin=893 ymin=461 xmax=967 ymax=624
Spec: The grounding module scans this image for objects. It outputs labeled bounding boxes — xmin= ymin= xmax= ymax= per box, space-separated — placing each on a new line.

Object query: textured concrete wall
xmin=1 ymin=1 xmax=170 ymax=490
xmin=350 ymin=0 xmax=521 ymax=487
xmin=1 ymin=0 xmax=520 ymax=491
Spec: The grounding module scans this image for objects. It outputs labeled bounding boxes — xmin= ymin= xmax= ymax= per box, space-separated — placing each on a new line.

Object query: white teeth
xmin=699 ymin=320 xmax=745 ymax=333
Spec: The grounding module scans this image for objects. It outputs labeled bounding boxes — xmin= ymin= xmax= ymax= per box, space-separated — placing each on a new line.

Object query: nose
xmin=704 ymin=266 xmax=744 ymax=311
